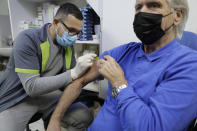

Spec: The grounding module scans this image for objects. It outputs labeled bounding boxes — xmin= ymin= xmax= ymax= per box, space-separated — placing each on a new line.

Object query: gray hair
xmin=168 ymin=0 xmax=189 ymax=39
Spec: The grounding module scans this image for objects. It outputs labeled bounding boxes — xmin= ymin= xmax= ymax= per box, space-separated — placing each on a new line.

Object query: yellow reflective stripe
xmin=40 ymin=37 xmax=50 ymax=72
xmin=15 ymin=68 xmax=39 ymax=74
xmin=65 ymin=46 xmax=72 ymax=70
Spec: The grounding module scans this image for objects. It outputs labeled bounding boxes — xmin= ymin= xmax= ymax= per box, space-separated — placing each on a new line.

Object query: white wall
xmin=101 ymin=0 xmax=139 ymax=52
xmin=185 ymin=0 xmax=197 ymax=33
xmin=0 ymin=0 xmax=9 ymax=15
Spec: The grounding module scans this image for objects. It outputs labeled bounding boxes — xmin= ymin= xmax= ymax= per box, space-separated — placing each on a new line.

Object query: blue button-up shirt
xmin=88 ymin=39 xmax=197 ymax=131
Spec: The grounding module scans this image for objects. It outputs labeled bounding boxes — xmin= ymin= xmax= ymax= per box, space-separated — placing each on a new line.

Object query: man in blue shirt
xmin=47 ymin=0 xmax=197 ymax=131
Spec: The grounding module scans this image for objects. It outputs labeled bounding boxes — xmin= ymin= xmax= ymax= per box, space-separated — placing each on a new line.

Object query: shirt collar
xmin=39 ymin=23 xmax=51 ymax=42
xmin=47 ymin=24 xmax=53 ymax=44
xmin=137 ymin=38 xmax=180 ymax=62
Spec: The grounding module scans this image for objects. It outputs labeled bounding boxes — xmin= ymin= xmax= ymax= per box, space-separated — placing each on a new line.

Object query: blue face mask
xmin=56 ymin=30 xmax=77 ymax=47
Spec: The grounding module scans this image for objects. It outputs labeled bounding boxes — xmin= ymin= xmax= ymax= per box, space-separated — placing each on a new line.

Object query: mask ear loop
xmin=56 ymin=24 xmax=65 ymax=37
xmin=56 ymin=25 xmax=60 ymax=36
xmin=56 ymin=28 xmax=58 ymax=35
xmin=60 ymin=24 xmax=66 ymax=32
xmin=164 ymin=23 xmax=174 ymax=32
xmin=60 ymin=24 xmax=74 ymax=37
xmin=163 ymin=10 xmax=175 ymax=32
xmin=163 ymin=11 xmax=173 ymax=17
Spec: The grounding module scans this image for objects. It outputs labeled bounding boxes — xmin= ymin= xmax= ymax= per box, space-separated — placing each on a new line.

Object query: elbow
xmin=23 ymin=85 xmax=40 ymax=97
xmin=25 ymin=89 xmax=39 ymax=97
xmin=23 ymin=79 xmax=41 ymax=97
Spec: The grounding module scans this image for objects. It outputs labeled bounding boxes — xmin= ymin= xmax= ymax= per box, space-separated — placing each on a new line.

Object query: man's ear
xmin=174 ymin=9 xmax=183 ymax=26
xmin=53 ymin=19 xmax=59 ymax=28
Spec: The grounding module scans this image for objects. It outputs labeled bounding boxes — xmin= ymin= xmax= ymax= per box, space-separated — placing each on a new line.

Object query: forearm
xmin=18 ymin=71 xmax=72 ymax=96
xmin=50 ymin=62 xmax=100 ymax=121
xmin=51 ymin=78 xmax=84 ymax=121
xmin=81 ymin=62 xmax=101 ymax=85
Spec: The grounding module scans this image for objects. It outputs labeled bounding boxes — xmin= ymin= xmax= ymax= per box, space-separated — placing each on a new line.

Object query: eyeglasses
xmin=60 ymin=21 xmax=82 ymax=38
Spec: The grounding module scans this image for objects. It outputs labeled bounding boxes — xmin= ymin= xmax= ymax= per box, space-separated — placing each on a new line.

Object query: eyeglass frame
xmin=60 ymin=20 xmax=82 ymax=38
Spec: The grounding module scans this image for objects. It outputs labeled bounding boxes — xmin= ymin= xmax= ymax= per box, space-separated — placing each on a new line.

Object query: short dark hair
xmin=55 ymin=3 xmax=83 ymax=21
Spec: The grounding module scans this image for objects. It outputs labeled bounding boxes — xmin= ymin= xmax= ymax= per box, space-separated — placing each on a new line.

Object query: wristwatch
xmin=112 ymin=84 xmax=128 ymax=98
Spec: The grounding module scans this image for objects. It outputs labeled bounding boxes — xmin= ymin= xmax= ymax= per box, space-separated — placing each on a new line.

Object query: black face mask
xmin=133 ymin=12 xmax=173 ymax=45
